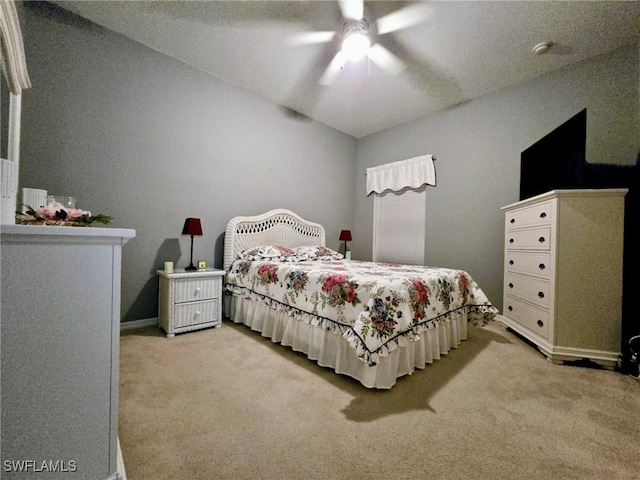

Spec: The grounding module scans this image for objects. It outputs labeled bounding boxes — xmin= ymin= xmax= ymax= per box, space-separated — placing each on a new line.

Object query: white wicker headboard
xmin=224 ymin=209 xmax=326 ymax=270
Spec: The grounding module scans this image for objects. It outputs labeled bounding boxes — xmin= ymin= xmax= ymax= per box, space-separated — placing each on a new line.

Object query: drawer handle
xmin=538 ymin=291 xmax=544 ymax=298
xmin=507 ymin=305 xmax=513 ymax=311
xmin=539 ymin=263 xmax=545 ymax=270
xmin=540 ymin=212 xmax=547 ymax=218
xmin=509 ymin=260 xmax=514 ymax=265
xmin=538 ymin=236 xmax=545 ymax=243
xmin=508 ymin=283 xmax=513 ymax=288
xmin=509 ymin=238 xmax=514 ymax=243
xmin=195 ymin=311 xmax=201 ymax=316
xmin=537 ymin=320 xmax=544 ymax=327
xmin=510 ymin=218 xmax=515 ymax=224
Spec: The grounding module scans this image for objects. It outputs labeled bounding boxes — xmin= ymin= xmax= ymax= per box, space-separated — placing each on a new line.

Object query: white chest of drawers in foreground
xmin=500 ymin=189 xmax=627 ymax=368
xmin=157 ymin=268 xmax=225 ymax=337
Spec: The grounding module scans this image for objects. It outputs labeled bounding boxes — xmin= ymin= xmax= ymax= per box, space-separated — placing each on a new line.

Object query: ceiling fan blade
xmin=367 ymin=44 xmax=406 ymax=75
xmin=319 ymin=51 xmax=345 ymax=86
xmin=339 ymin=0 xmax=363 ymax=20
xmin=287 ymin=31 xmax=336 ymax=46
xmin=281 ymin=34 xmax=342 ymax=118
xmin=376 ymin=3 xmax=433 ymax=35
xmin=377 ymin=34 xmax=465 ymax=108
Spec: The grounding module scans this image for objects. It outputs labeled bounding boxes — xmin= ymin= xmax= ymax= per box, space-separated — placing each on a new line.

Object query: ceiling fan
xmin=288 ymin=0 xmax=432 ymax=86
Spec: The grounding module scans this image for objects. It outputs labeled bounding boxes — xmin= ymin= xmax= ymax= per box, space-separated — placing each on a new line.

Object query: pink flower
xmin=344 ymin=285 xmax=356 ymax=303
xmin=411 ymin=279 xmax=429 ymax=303
xmin=66 ymin=208 xmax=91 ymax=219
xmin=36 ymin=202 xmax=90 ymax=220
xmin=258 ymin=263 xmax=275 ymax=275
xmin=257 ymin=263 xmax=278 ymax=284
xmin=322 ymin=274 xmax=347 ymax=292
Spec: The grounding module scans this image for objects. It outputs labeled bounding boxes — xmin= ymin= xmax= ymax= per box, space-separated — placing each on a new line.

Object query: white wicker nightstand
xmin=156 ymin=268 xmax=225 ymax=337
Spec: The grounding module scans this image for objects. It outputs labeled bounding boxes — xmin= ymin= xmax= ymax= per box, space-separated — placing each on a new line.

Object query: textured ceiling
xmin=54 ymin=1 xmax=640 ymax=138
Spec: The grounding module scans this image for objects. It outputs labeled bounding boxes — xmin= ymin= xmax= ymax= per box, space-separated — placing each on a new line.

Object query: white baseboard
xmin=117 ymin=437 xmax=127 ymax=480
xmin=120 ymin=317 xmax=157 ymax=331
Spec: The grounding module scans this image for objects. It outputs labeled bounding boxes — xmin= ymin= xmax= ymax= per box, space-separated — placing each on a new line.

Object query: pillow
xmin=292 ymin=245 xmax=343 ymax=261
xmin=238 ymin=245 xmax=295 ymax=261
xmin=237 ymin=245 xmax=343 ymax=262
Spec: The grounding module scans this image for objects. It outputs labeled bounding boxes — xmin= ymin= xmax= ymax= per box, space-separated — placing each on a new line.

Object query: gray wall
xmin=354 ymin=43 xmax=640 ymax=308
xmin=17 ymin=3 xmax=357 ymax=322
xmin=16 ymin=3 xmax=639 ymax=322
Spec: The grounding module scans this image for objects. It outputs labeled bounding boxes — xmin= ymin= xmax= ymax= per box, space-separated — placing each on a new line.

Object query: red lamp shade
xmin=182 ymin=218 xmax=203 ymax=271
xmin=339 ymin=230 xmax=352 ymax=242
xmin=182 ymin=218 xmax=203 ymax=236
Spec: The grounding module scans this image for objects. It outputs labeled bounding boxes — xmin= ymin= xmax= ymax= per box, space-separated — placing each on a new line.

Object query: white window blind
xmin=368 ymin=154 xmax=435 ymax=265
xmin=372 ymin=185 xmax=426 ymax=265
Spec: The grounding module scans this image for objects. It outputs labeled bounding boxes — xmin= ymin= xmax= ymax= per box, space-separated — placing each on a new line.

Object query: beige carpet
xmin=119 ymin=320 xmax=639 ymax=480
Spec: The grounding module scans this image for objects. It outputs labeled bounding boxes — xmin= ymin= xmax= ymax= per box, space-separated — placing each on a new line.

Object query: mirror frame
xmin=0 ymin=0 xmax=31 ymax=224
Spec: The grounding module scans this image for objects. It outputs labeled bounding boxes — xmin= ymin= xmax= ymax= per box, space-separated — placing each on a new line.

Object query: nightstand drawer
xmin=505 ymin=251 xmax=551 ymax=278
xmin=173 ymin=300 xmax=219 ymax=328
xmin=173 ymin=276 xmax=221 ymax=303
xmin=505 ymin=273 xmax=550 ymax=309
xmin=506 ymin=227 xmax=551 ymax=250
xmin=505 ymin=201 xmax=552 ymax=228
xmin=504 ymin=295 xmax=549 ymax=339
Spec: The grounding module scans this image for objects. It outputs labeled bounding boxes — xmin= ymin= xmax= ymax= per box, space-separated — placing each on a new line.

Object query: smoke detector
xmin=532 ymin=42 xmax=553 ymax=55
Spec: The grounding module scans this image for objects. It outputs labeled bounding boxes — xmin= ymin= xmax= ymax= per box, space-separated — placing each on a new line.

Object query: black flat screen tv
xmin=519 ymin=109 xmax=587 ymax=201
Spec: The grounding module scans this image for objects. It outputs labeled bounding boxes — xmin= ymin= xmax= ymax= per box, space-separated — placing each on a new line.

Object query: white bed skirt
xmin=228 ymin=295 xmax=469 ymax=389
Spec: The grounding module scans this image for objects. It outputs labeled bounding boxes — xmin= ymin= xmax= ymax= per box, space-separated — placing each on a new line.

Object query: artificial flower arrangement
xmin=16 ymin=202 xmax=112 ymax=226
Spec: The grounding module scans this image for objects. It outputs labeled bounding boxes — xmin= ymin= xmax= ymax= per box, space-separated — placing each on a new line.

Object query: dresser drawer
xmin=506 ymin=227 xmax=551 ymax=250
xmin=173 ymin=276 xmax=220 ymax=303
xmin=504 ymin=295 xmax=549 ymax=339
xmin=505 ymin=251 xmax=551 ymax=278
xmin=173 ymin=299 xmax=219 ymax=328
xmin=505 ymin=201 xmax=552 ymax=228
xmin=505 ymin=273 xmax=550 ymax=309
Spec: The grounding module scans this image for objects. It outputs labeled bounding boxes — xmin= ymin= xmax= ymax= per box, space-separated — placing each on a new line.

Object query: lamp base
xmin=185 ymin=264 xmax=197 ymax=271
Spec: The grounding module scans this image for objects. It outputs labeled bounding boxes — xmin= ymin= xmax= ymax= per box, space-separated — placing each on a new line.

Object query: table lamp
xmin=339 ymin=230 xmax=352 ymax=260
xmin=182 ymin=218 xmax=203 ymax=271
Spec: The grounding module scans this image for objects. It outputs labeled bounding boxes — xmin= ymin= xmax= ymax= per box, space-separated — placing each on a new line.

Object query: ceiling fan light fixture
xmin=341 ymin=19 xmax=371 ymax=61
xmin=342 ymin=31 xmax=370 ymax=60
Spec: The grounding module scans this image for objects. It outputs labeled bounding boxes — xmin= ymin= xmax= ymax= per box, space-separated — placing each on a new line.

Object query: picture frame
xmin=197 ymin=260 xmax=206 ymax=271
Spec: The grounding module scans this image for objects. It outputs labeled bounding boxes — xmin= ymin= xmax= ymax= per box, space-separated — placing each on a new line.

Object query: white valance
xmin=366 ymin=154 xmax=436 ymax=195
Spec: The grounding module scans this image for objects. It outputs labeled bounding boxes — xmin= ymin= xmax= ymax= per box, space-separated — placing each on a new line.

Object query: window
xmin=372 ymin=186 xmax=426 ymax=264
xmin=367 ymin=154 xmax=435 ymax=265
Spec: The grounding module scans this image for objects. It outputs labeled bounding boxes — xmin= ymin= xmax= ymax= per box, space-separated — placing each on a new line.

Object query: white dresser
xmin=157 ymin=268 xmax=225 ymax=337
xmin=500 ymin=189 xmax=627 ymax=368
xmin=1 ymin=225 xmax=135 ymax=480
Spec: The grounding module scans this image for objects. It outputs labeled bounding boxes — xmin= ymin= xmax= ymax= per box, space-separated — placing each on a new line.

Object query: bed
xmin=223 ymin=209 xmax=498 ymax=389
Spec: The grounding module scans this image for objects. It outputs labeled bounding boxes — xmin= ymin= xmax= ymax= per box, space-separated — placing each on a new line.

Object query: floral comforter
xmin=226 ymin=258 xmax=498 ymax=366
